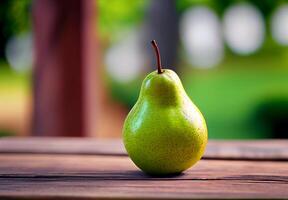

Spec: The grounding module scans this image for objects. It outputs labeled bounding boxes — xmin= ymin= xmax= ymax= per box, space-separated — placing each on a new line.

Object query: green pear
xmin=123 ymin=40 xmax=208 ymax=176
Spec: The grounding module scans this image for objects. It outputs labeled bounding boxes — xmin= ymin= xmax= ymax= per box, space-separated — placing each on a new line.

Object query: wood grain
xmin=0 ymin=138 xmax=125 ymax=156
xmin=0 ymin=154 xmax=287 ymax=199
xmin=0 ymin=138 xmax=288 ymax=160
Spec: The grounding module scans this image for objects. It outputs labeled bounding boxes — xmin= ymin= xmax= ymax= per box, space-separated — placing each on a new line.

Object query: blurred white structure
xmin=223 ymin=3 xmax=265 ymax=55
xmin=271 ymin=4 xmax=288 ymax=46
xmin=180 ymin=6 xmax=223 ymax=68
xmin=105 ymin=30 xmax=145 ymax=83
xmin=5 ymin=32 xmax=33 ymax=72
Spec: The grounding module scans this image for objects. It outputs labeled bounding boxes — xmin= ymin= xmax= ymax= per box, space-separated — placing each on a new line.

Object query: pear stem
xmin=151 ymin=40 xmax=163 ymax=74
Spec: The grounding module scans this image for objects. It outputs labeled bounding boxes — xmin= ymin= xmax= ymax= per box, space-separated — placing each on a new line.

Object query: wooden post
xmin=32 ymin=0 xmax=98 ymax=136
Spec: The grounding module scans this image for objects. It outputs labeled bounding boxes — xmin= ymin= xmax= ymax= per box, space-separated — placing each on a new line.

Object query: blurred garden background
xmin=0 ymin=0 xmax=288 ymax=139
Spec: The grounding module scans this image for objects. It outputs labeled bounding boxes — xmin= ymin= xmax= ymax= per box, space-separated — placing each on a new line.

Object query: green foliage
xmin=0 ymin=130 xmax=14 ymax=137
xmin=176 ymin=0 xmax=283 ymax=17
xmin=0 ymin=0 xmax=31 ymax=37
xmin=253 ymin=96 xmax=288 ymax=138
xmin=0 ymin=0 xmax=31 ymax=59
xmin=109 ymin=78 xmax=141 ymax=108
xmin=97 ymin=0 xmax=148 ymax=41
xmin=176 ymin=0 xmax=214 ymax=13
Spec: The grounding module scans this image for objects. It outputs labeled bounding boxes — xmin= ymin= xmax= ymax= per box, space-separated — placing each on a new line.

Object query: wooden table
xmin=0 ymin=138 xmax=288 ymax=199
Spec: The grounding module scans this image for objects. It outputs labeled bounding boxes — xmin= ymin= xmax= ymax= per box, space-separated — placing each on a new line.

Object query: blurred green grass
xmin=184 ymin=68 xmax=288 ymax=139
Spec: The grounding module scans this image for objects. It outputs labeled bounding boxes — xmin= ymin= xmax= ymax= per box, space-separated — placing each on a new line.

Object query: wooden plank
xmin=0 ymin=138 xmax=288 ymax=160
xmin=1 ymin=179 xmax=287 ymax=200
xmin=1 ymin=154 xmax=288 ymax=179
xmin=206 ymin=140 xmax=288 ymax=161
xmin=0 ymin=154 xmax=287 ymax=199
xmin=0 ymin=138 xmax=125 ymax=156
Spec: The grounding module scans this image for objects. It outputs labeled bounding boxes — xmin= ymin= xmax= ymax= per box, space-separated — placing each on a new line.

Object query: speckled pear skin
xmin=123 ymin=69 xmax=208 ymax=175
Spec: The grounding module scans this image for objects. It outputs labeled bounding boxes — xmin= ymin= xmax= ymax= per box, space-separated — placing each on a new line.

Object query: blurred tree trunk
xmin=146 ymin=0 xmax=179 ymax=71
xmin=32 ymin=0 xmax=98 ymax=136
